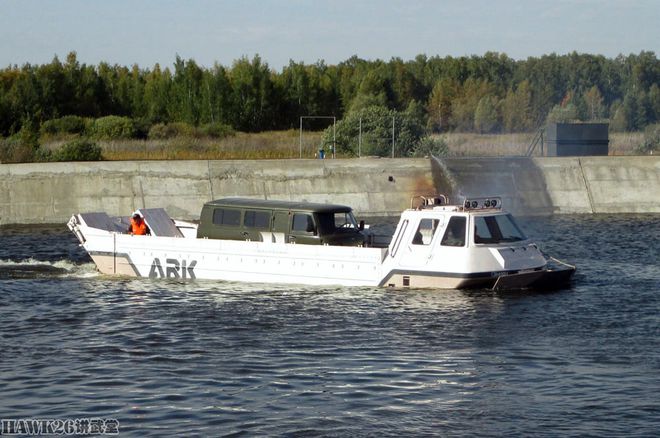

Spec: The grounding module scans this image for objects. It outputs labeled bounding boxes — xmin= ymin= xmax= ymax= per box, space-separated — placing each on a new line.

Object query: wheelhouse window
xmin=212 ymin=208 xmax=241 ymax=226
xmin=390 ymin=219 xmax=409 ymax=257
xmin=292 ymin=213 xmax=316 ymax=234
xmin=441 ymin=216 xmax=466 ymax=247
xmin=244 ymin=210 xmax=270 ymax=229
xmin=474 ymin=214 xmax=527 ymax=244
xmin=412 ymin=219 xmax=440 ymax=245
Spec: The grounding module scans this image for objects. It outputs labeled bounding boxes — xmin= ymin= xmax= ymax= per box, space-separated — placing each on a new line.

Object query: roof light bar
xmin=462 ymin=197 xmax=502 ymax=210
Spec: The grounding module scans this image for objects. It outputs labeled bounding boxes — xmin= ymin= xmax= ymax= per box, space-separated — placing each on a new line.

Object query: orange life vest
xmin=130 ymin=217 xmax=149 ymax=235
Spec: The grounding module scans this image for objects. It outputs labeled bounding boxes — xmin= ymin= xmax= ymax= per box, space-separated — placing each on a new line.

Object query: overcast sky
xmin=1 ymin=0 xmax=658 ymax=70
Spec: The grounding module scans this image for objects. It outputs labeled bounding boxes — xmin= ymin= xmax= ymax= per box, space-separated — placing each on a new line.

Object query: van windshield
xmin=474 ymin=214 xmax=527 ymax=244
xmin=317 ymin=211 xmax=359 ymax=234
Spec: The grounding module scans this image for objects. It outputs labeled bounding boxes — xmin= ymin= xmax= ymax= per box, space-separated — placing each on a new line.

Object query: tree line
xmin=0 ymin=51 xmax=658 ymax=138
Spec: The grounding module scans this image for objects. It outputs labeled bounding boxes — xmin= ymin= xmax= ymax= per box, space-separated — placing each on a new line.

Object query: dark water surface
xmin=1 ymin=215 xmax=658 ymax=436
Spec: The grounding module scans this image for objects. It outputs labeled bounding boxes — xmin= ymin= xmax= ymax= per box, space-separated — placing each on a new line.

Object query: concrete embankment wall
xmin=1 ymin=156 xmax=658 ymax=225
xmin=0 ymin=158 xmax=435 ymax=225
xmin=434 ymin=156 xmax=660 ymax=215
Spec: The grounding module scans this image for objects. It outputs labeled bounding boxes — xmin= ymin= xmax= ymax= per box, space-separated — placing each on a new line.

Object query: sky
xmin=0 ymin=0 xmax=658 ymax=71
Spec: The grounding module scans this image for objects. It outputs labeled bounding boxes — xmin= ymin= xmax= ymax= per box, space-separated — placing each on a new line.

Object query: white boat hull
xmin=86 ymin=232 xmax=388 ymax=286
xmin=68 ymin=200 xmax=574 ymax=290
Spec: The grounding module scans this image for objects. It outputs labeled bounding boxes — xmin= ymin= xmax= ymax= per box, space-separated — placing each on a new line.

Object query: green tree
xmin=583 ymin=85 xmax=605 ymax=120
xmin=450 ymin=78 xmax=494 ymax=132
xmin=170 ymin=56 xmax=204 ymax=124
xmin=622 ymin=89 xmax=648 ymax=131
xmin=277 ymin=60 xmax=339 ymax=129
xmin=501 ymin=80 xmax=533 ymax=132
xmin=322 ymin=105 xmax=424 ymax=157
xmin=1 ymin=51 xmax=659 ymax=139
xmin=609 ymin=100 xmax=626 ymax=132
xmin=388 ymin=57 xmax=426 ymax=110
xmin=143 ymin=63 xmax=172 ymax=123
xmin=546 ymin=103 xmax=579 ymax=123
xmin=648 ymin=83 xmax=660 ymax=123
xmin=474 ymin=96 xmax=499 ymax=133
xmin=348 ymin=69 xmax=389 ymax=113
xmin=228 ymin=55 xmax=277 ymax=131
xmin=199 ymin=64 xmax=233 ymax=125
xmin=427 ymin=77 xmax=459 ymax=132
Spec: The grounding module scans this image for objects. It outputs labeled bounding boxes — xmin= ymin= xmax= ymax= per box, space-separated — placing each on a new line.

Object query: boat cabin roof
xmin=205 ymin=198 xmax=353 ymax=214
xmin=408 ymin=195 xmax=505 ymax=216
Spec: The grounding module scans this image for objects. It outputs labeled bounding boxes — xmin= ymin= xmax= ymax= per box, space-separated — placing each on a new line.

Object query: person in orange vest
xmin=128 ymin=211 xmax=150 ymax=235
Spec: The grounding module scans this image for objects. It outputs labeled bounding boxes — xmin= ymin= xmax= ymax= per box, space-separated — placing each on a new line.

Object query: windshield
xmin=317 ymin=211 xmax=359 ymax=234
xmin=474 ymin=214 xmax=527 ymax=244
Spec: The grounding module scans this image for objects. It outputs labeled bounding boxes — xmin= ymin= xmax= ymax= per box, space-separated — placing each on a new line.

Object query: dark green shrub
xmin=411 ymin=136 xmax=449 ymax=157
xmin=52 ymin=139 xmax=102 ymax=161
xmin=200 ymin=122 xmax=235 ymax=139
xmin=40 ymin=116 xmax=87 ymax=136
xmin=34 ymin=147 xmax=53 ymax=162
xmin=0 ymin=137 xmax=25 ymax=163
xmin=148 ymin=122 xmax=195 ymax=139
xmin=83 ymin=117 xmax=95 ymax=134
xmin=0 ymin=137 xmax=53 ymax=163
xmin=546 ymin=104 xmax=579 ymax=124
xmin=133 ymin=118 xmax=152 ymax=140
xmin=91 ymin=116 xmax=137 ymax=140
xmin=18 ymin=121 xmax=40 ymax=150
xmin=147 ymin=123 xmax=170 ymax=139
xmin=323 ymin=105 xmax=425 ymax=157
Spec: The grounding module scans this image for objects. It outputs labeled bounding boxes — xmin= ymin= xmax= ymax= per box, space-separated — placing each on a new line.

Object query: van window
xmin=333 ymin=212 xmax=358 ymax=229
xmin=292 ymin=213 xmax=316 ymax=234
xmin=441 ymin=216 xmax=466 ymax=247
xmin=412 ymin=219 xmax=440 ymax=245
xmin=213 ymin=208 xmax=241 ymax=226
xmin=244 ymin=210 xmax=270 ymax=229
xmin=317 ymin=211 xmax=358 ymax=234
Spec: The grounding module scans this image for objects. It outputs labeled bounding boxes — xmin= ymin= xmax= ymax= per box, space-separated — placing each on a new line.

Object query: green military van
xmin=197 ymin=198 xmax=366 ymax=246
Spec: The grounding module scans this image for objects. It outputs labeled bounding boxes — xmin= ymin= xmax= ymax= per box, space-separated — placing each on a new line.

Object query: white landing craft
xmin=68 ymin=195 xmax=575 ymax=290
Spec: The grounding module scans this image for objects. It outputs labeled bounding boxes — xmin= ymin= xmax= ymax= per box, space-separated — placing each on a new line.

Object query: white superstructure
xmin=68 ymin=196 xmax=574 ymax=290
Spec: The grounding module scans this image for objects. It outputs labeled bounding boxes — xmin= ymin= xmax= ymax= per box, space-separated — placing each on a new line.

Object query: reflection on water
xmin=0 ymin=215 xmax=658 ymax=436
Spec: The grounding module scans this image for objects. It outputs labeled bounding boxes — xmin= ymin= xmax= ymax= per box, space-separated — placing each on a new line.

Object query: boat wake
xmin=0 ymin=258 xmax=98 ymax=280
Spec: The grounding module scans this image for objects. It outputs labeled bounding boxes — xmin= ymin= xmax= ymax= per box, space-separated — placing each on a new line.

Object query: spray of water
xmin=430 ymin=155 xmax=555 ymax=215
xmin=0 ymin=258 xmax=98 ymax=279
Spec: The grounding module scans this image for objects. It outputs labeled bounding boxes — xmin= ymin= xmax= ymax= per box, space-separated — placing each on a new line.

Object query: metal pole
xmin=299 ymin=117 xmax=303 ymax=159
xmin=299 ymin=115 xmax=337 ymax=159
xmin=332 ymin=116 xmax=336 ymax=159
xmin=391 ymin=114 xmax=395 ymax=158
xmin=358 ymin=117 xmax=362 ymax=158
xmin=541 ymin=131 xmax=544 ymax=156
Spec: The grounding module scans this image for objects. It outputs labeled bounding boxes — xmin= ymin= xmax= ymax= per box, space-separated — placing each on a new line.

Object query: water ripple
xmin=0 ymin=215 xmax=659 ymax=436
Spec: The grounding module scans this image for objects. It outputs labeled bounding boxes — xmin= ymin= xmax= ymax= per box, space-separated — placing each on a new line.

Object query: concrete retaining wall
xmin=1 ymin=156 xmax=658 ymax=225
xmin=0 ymin=158 xmax=434 ymax=225
xmin=544 ymin=156 xmax=660 ymax=213
xmin=434 ymin=156 xmax=660 ymax=215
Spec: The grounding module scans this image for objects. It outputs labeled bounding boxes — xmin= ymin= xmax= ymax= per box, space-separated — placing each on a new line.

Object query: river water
xmin=0 ymin=215 xmax=658 ymax=436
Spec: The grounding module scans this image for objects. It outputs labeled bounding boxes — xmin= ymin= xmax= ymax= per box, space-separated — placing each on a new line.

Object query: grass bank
xmin=100 ymin=130 xmax=325 ymax=160
xmin=32 ymin=130 xmax=646 ymax=161
xmin=438 ymin=132 xmax=644 ymax=156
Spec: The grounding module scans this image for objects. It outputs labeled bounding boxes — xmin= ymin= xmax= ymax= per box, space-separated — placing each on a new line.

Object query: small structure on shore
xmin=545 ymin=122 xmax=609 ymax=156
